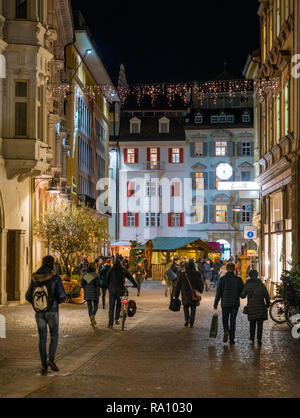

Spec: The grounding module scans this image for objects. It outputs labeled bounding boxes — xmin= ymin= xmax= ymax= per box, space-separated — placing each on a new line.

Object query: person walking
xmin=81 ymin=263 xmax=101 ymax=326
xmin=241 ymin=270 xmax=270 ymax=346
xmin=99 ymin=259 xmax=112 ymax=309
xmin=170 ymin=258 xmax=182 ymax=299
xmin=107 ymin=260 xmax=138 ymax=329
xmin=203 ymin=259 xmax=212 ymax=291
xmin=80 ymin=256 xmax=89 ymax=276
xmin=212 ymin=259 xmax=222 ymax=288
xmin=175 ymin=260 xmax=204 ymax=328
xmin=122 ymin=257 xmax=130 ymax=270
xmin=25 ymin=256 xmax=67 ymax=376
xmin=214 ymin=262 xmax=244 ymax=345
xmin=135 ymin=261 xmax=145 ymax=296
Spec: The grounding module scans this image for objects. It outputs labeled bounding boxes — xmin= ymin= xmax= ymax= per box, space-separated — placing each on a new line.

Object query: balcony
xmin=142 ymin=161 xmax=166 ymax=171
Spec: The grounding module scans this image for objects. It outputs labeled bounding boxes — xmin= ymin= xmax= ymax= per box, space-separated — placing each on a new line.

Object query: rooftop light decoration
xmin=254 ymin=77 xmax=281 ymax=102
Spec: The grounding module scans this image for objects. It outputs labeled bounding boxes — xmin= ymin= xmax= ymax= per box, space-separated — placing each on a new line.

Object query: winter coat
xmin=99 ymin=265 xmax=111 ymax=289
xmin=107 ymin=265 xmax=137 ymax=295
xmin=175 ymin=270 xmax=204 ymax=306
xmin=203 ymin=262 xmax=212 ymax=280
xmin=26 ymin=266 xmax=67 ymax=313
xmin=241 ymin=278 xmax=270 ymax=321
xmin=135 ymin=266 xmax=145 ymax=284
xmin=214 ymin=272 xmax=244 ymax=309
xmin=213 ymin=261 xmax=222 ymax=274
xmin=81 ymin=272 xmax=101 ymax=301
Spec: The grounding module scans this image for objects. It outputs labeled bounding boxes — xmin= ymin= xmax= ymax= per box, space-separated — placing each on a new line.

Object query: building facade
xmin=0 ymin=0 xmax=73 ymax=305
xmin=185 ymin=76 xmax=256 ymax=259
xmin=247 ymin=0 xmax=299 ymax=296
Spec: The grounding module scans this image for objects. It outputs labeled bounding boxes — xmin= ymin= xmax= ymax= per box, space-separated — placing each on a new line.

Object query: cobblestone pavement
xmin=0 ymin=281 xmax=300 ymax=398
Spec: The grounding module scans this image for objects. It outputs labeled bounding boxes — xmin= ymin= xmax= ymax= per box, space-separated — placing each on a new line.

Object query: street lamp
xmin=69 ymin=49 xmax=93 ymax=84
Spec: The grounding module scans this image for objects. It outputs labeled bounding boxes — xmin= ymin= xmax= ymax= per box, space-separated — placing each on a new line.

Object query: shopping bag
xmin=209 ymin=313 xmax=218 ymax=339
xmin=165 ymin=268 xmax=177 ymax=282
xmin=161 ymin=278 xmax=166 ymax=285
xmin=169 ymin=298 xmax=181 ymax=312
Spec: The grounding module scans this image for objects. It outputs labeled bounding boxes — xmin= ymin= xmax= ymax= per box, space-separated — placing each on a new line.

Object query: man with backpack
xmin=26 ymin=256 xmax=67 ymax=376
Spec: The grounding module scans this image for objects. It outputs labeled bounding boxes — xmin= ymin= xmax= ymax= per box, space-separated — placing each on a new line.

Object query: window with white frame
xmin=127 ymin=148 xmax=136 ymax=164
xmin=195 ymin=142 xmax=203 ymax=156
xmin=216 ymin=205 xmax=227 ymax=223
xmin=172 ymin=213 xmax=181 ymax=227
xmin=216 ymin=141 xmax=227 ymax=156
xmin=242 ymin=112 xmax=251 ymax=123
xmin=130 ymin=118 xmax=141 ymax=134
xmin=241 ymin=171 xmax=251 ymax=181
xmin=195 ymin=114 xmax=203 ymax=124
xmin=159 ymin=117 xmax=170 ymax=133
xmin=219 ymin=113 xmax=227 ymax=124
xmin=145 ymin=213 xmax=161 ymax=227
xmin=149 ymin=148 xmax=158 ymax=169
xmin=242 ymin=142 xmax=251 ymax=156
xmin=211 ymin=115 xmax=219 ymax=124
xmin=242 ymin=204 xmax=252 ymax=223
xmin=195 ymin=172 xmax=204 ymax=190
xmin=146 ymin=181 xmax=160 ymax=197
xmin=127 ymin=213 xmax=135 ymax=227
xmin=227 ymin=115 xmax=235 ymax=123
xmin=172 ymin=148 xmax=180 ymax=163
xmin=194 ymin=205 xmax=204 ymax=224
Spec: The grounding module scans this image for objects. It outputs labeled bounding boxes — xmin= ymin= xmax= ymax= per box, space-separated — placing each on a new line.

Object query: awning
xmin=136 ymin=237 xmax=217 ymax=253
xmin=110 ymin=241 xmax=132 ymax=247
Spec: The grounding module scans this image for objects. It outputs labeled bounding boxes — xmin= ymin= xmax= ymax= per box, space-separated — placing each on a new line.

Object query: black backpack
xmin=127 ymin=300 xmax=137 ymax=317
xmin=32 ymin=279 xmax=55 ymax=312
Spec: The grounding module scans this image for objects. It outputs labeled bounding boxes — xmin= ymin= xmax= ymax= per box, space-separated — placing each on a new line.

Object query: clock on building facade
xmin=216 ymin=163 xmax=233 ymax=180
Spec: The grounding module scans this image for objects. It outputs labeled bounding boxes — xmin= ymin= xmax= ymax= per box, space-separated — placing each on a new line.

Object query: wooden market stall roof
xmin=137 ymin=237 xmax=218 ymax=253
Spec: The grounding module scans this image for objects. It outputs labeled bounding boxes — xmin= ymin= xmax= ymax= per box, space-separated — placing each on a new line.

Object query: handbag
xmin=243 ymin=283 xmax=260 ymax=315
xmin=209 ymin=313 xmax=218 ymax=338
xmin=185 ymin=273 xmax=202 ymax=301
xmin=165 ymin=268 xmax=177 ymax=282
xmin=169 ymin=298 xmax=181 ymax=312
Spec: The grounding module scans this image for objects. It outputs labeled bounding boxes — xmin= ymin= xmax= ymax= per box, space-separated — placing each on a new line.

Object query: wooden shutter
xmin=203 ymin=142 xmax=208 ymax=157
xmin=123 ymin=213 xmax=128 ymax=227
xmin=147 ymin=148 xmax=150 ymax=162
xmin=227 ymin=206 xmax=233 ymax=223
xmin=171 ymin=185 xmax=175 ymax=197
xmin=226 ymin=141 xmax=234 ymax=156
xmin=168 ymin=213 xmax=173 ymax=227
xmin=134 ymin=148 xmax=139 ymax=163
xmin=209 ymin=141 xmax=215 ymax=157
xmin=179 ymin=148 xmax=184 ymax=163
xmin=204 ymin=172 xmax=209 ymax=190
xmin=127 ymin=182 xmax=135 ymax=197
xmin=124 ymin=148 xmax=128 ymax=164
xmin=204 ymin=206 xmax=208 ymax=224
xmin=209 ymin=171 xmax=216 ymax=190
xmin=209 ymin=205 xmax=216 ymax=223
xmin=190 ymin=142 xmax=195 ymax=158
xmin=135 ymin=213 xmax=139 ymax=227
xmin=168 ymin=148 xmax=172 ymax=163
xmin=157 ymin=147 xmax=160 ymax=162
xmin=250 ymin=141 xmax=254 ymax=157
xmin=191 ymin=172 xmax=196 ymax=190
xmin=237 ymin=142 xmax=243 ymax=157
xmin=180 ymin=213 xmax=184 ymax=227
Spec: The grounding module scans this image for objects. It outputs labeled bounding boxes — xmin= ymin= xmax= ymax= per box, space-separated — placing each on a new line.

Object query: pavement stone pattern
xmin=0 ymin=281 xmax=300 ymax=398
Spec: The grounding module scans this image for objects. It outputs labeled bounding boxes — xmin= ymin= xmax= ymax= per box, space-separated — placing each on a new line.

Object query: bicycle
xmin=269 ymin=279 xmax=300 ymax=328
xmin=120 ymin=285 xmax=134 ymax=331
xmin=63 ymin=281 xmax=86 ymax=305
xmin=269 ymin=297 xmax=286 ymax=324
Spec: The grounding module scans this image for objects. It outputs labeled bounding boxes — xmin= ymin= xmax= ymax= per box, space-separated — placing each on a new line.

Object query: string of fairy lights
xmin=48 ymin=77 xmax=280 ymax=107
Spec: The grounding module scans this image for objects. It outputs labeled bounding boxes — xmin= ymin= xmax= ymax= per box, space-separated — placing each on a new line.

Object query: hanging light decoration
xmin=254 ymin=77 xmax=281 ymax=102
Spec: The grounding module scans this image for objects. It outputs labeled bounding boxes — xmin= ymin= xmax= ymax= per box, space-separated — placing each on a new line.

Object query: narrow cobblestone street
xmin=0 ymin=281 xmax=300 ymax=398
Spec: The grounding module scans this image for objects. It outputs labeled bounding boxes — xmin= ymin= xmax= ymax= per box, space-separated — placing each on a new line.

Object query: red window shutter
xmin=134 ymin=148 xmax=139 ymax=163
xmin=124 ymin=149 xmax=128 ymax=164
xmin=123 ymin=213 xmax=128 ymax=227
xmin=173 ymin=182 xmax=180 ymax=197
xmin=168 ymin=213 xmax=173 ymax=227
xmin=147 ymin=148 xmax=151 ymax=162
xmin=180 ymin=148 xmax=184 ymax=164
xmin=127 ymin=182 xmax=135 ymax=197
xmin=157 ymin=148 xmax=160 ymax=162
xmin=168 ymin=148 xmax=173 ymax=163
xmin=171 ymin=185 xmax=175 ymax=197
xmin=180 ymin=213 xmax=184 ymax=227
xmin=135 ymin=213 xmax=139 ymax=227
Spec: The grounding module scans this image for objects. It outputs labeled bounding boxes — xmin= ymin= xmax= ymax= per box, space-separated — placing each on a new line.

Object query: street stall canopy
xmin=136 ymin=237 xmax=217 ymax=252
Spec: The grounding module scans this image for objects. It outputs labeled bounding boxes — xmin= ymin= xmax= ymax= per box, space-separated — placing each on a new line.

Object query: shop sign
xmin=218 ymin=182 xmax=260 ymax=191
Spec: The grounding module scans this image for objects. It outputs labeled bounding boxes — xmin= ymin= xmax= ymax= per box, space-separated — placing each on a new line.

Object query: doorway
xmin=6 ymin=230 xmax=20 ymax=302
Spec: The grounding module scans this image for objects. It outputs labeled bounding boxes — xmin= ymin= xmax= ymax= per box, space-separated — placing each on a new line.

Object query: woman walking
xmin=175 ymin=260 xmax=204 ymax=328
xmin=135 ymin=262 xmax=145 ymax=296
xmin=99 ymin=259 xmax=112 ymax=309
xmin=81 ymin=263 xmax=101 ymax=326
xmin=203 ymin=259 xmax=212 ymax=291
xmin=241 ymin=270 xmax=270 ymax=346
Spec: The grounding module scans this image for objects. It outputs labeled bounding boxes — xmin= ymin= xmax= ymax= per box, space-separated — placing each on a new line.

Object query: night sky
xmin=70 ymin=0 xmax=260 ymax=85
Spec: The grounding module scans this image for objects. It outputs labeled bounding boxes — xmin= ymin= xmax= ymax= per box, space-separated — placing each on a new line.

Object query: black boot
xmin=40 ymin=364 xmax=48 ymax=376
xmin=48 ymin=356 xmax=59 ymax=372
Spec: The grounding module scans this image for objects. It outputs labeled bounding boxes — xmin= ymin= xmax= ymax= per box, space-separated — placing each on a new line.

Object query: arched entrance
xmin=217 ymin=239 xmax=231 ymax=261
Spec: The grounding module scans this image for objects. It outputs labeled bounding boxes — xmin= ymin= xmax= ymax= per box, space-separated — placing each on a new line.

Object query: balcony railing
xmin=142 ymin=161 xmax=166 ymax=171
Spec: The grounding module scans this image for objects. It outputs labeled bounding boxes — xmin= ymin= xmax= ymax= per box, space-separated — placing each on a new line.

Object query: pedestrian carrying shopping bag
xmin=209 ymin=313 xmax=218 ymax=339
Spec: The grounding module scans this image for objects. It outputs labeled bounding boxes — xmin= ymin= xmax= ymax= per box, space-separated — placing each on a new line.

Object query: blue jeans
xmin=35 ymin=312 xmax=59 ymax=366
xmin=109 ymin=293 xmax=121 ymax=327
xmin=222 ymin=307 xmax=239 ymax=342
xmin=87 ymin=300 xmax=99 ymax=316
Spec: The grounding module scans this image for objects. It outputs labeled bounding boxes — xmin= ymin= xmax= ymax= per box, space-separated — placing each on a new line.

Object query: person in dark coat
xmin=241 ymin=270 xmax=270 ymax=345
xmin=212 ymin=259 xmax=222 ymax=288
xmin=203 ymin=259 xmax=212 ymax=291
xmin=135 ymin=262 xmax=145 ymax=296
xmin=26 ymin=256 xmax=67 ymax=376
xmin=170 ymin=258 xmax=182 ymax=299
xmin=107 ymin=260 xmax=138 ymax=328
xmin=122 ymin=257 xmax=130 ymax=270
xmin=81 ymin=263 xmax=101 ymax=326
xmin=175 ymin=260 xmax=205 ymax=328
xmin=99 ymin=259 xmax=112 ymax=309
xmin=214 ymin=263 xmax=244 ymax=345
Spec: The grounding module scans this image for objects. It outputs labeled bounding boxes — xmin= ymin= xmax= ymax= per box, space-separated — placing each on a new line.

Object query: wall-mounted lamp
xmin=70 ymin=49 xmax=93 ymax=84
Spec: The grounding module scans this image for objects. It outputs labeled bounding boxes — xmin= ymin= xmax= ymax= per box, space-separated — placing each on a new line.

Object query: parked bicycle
xmin=269 ymin=277 xmax=300 ymax=328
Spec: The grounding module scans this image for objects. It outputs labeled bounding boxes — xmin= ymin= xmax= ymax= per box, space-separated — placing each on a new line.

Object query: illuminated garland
xmin=254 ymin=77 xmax=281 ymax=102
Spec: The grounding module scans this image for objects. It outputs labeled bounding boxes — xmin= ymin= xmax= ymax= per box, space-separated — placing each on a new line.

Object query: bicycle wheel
xmin=269 ymin=299 xmax=286 ymax=324
xmin=285 ymin=303 xmax=300 ymax=329
xmin=122 ymin=310 xmax=127 ymax=331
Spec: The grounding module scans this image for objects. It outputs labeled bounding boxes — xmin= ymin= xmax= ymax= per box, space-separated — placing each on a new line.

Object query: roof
xmin=119 ymin=116 xmax=186 ymax=142
xmin=136 ymin=237 xmax=217 ymax=252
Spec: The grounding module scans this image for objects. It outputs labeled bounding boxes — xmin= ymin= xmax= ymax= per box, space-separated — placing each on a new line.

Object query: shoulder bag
xmin=185 ymin=273 xmax=202 ymax=302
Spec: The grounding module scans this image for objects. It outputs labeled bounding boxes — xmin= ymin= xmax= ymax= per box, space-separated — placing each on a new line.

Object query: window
xmin=15 ymin=81 xmax=28 ymax=136
xmin=194 ymin=205 xmax=204 ymax=224
xmin=169 ymin=213 xmax=184 ymax=227
xmin=195 ymin=172 xmax=204 ymax=190
xmin=195 ymin=114 xmax=203 ymax=124
xmin=276 ymin=94 xmax=281 ymax=142
xmin=219 ymin=113 xmax=227 ymax=124
xmin=211 ymin=115 xmax=219 ymax=124
xmin=145 ymin=213 xmax=161 ymax=227
xmin=37 ymin=86 xmax=44 ymax=141
xmin=216 ymin=142 xmax=227 ymax=156
xmin=195 ymin=142 xmax=203 ymax=156
xmin=146 ymin=181 xmax=160 ymax=197
xmin=159 ymin=118 xmax=170 ymax=133
xmin=227 ymin=115 xmax=235 ymax=123
xmin=171 ymin=182 xmax=181 ymax=197
xmin=242 ymin=142 xmax=251 ymax=156
xmin=241 ymin=171 xmax=251 ymax=181
xmin=242 ymin=205 xmax=252 ymax=223
xmin=172 ymin=148 xmax=180 ymax=164
xmin=284 ymin=81 xmax=289 ymax=136
xmin=149 ymin=148 xmax=158 ymax=169
xmin=130 ymin=118 xmax=141 ymax=134
xmin=127 ymin=213 xmax=135 ymax=227
xmin=127 ymin=149 xmax=136 ymax=164
xmin=16 ymin=0 xmax=27 ymax=19
xmin=242 ymin=112 xmax=251 ymax=123
xmin=216 ymin=205 xmax=227 ymax=223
